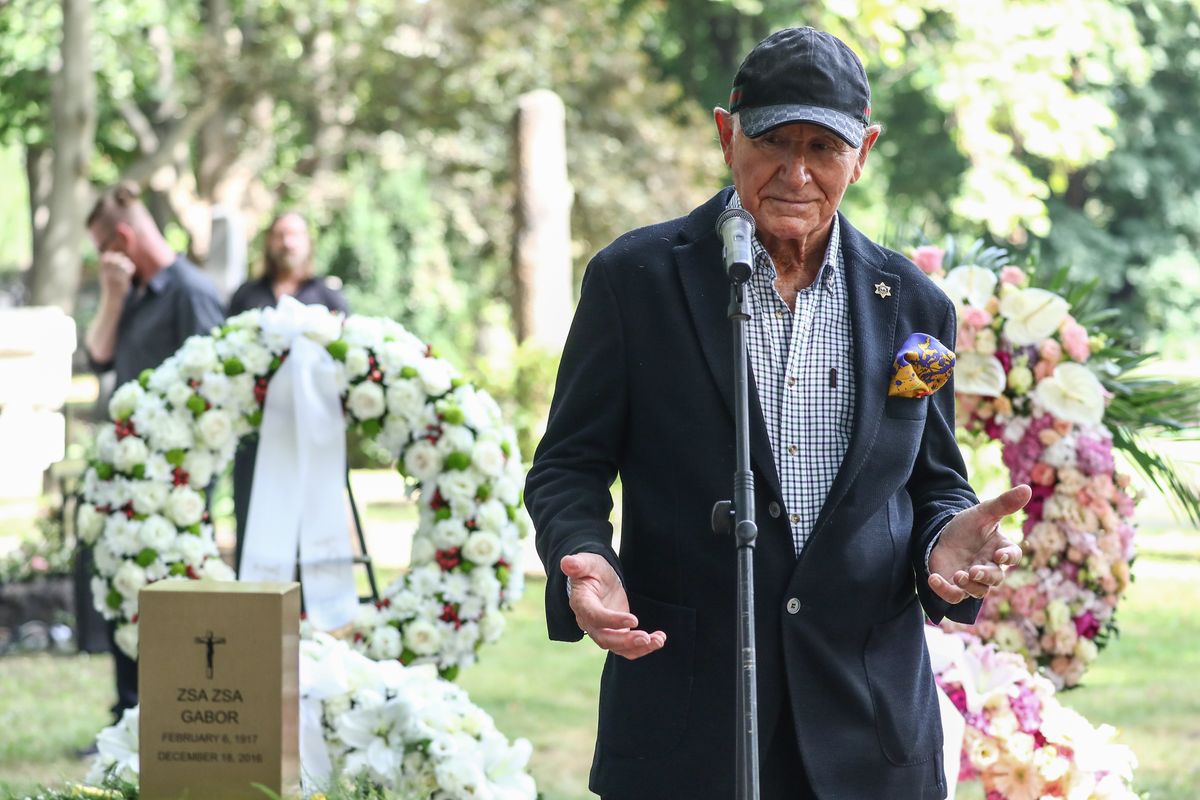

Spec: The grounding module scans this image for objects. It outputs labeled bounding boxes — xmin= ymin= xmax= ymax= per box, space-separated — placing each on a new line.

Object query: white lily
xmin=954 ymin=352 xmax=1008 ymax=397
xmin=999 ymin=287 xmax=1070 ymax=346
xmin=1035 ymin=363 xmax=1106 ymax=425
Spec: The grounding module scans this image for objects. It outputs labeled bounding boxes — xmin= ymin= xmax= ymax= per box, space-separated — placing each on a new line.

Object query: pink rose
xmin=912 ymin=245 xmax=945 ymax=275
xmin=999 ymin=266 xmax=1026 ymax=286
xmin=962 ymin=305 xmax=993 ymax=329
xmin=1038 ymin=339 xmax=1062 ymax=363
xmin=1031 ymin=462 xmax=1057 ymax=486
xmin=1061 ymin=317 xmax=1090 ymax=362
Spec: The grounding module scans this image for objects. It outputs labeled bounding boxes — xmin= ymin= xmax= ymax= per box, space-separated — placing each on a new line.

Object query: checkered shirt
xmin=729 ymin=193 xmax=856 ymax=554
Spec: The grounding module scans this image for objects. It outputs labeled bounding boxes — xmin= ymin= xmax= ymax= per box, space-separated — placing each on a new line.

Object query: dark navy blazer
xmin=525 ymin=188 xmax=980 ymax=800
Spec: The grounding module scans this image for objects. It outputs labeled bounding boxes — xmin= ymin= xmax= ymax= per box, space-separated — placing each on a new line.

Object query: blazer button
xmin=768 ymin=502 xmax=781 ymax=518
xmin=786 ymin=597 xmax=801 ymax=615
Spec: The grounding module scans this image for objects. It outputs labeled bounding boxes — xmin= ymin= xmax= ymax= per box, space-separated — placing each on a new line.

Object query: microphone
xmin=715 ymin=208 xmax=755 ymax=283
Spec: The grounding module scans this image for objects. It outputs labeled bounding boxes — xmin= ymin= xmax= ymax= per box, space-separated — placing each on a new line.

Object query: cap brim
xmin=740 ymin=104 xmax=864 ymax=147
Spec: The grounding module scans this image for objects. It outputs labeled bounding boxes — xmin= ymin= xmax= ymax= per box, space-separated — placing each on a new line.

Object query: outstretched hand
xmin=561 ymin=553 xmax=666 ymax=660
xmin=928 ymin=484 xmax=1031 ymax=604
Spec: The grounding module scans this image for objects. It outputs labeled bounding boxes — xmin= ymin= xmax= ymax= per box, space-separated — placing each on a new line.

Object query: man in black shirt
xmin=84 ymin=183 xmax=225 ymax=720
xmin=228 ymin=212 xmax=349 ymax=569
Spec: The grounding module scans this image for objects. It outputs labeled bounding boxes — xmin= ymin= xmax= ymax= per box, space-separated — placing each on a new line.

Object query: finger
xmin=561 ymin=553 xmax=613 ymax=581
xmin=992 ymin=543 xmax=1023 ymax=567
xmin=928 ymin=572 xmax=968 ymax=604
xmin=591 ymin=628 xmax=666 ymax=659
xmin=978 ymin=484 xmax=1032 ymax=521
xmin=570 ymin=592 xmax=637 ymax=631
xmin=965 ymin=563 xmax=1004 ymax=588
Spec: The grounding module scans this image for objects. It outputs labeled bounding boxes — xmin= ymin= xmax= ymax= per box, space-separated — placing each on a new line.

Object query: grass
xmin=1 ymin=559 xmax=1198 ymax=800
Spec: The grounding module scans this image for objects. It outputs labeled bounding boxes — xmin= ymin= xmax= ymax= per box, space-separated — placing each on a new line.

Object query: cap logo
xmin=729 ymin=87 xmax=743 ymax=108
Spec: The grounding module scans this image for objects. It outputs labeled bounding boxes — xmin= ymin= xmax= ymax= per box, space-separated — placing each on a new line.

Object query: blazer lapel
xmin=809 ymin=215 xmax=901 ymax=541
xmin=674 ymin=190 xmax=782 ymax=501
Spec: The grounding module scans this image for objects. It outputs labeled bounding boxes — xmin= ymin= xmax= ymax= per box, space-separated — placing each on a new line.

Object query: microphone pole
xmin=711 ymin=207 xmax=760 ymax=800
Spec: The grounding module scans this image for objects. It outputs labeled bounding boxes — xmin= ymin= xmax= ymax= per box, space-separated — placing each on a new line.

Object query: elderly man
xmin=84 ymin=182 xmax=225 ymax=721
xmin=525 ymin=27 xmax=1030 ymax=800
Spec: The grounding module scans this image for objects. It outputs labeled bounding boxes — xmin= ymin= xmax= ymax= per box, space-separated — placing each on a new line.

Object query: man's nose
xmin=780 ymin=153 xmax=812 ymax=185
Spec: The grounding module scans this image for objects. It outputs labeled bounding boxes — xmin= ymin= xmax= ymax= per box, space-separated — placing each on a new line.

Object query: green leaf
xmin=223 ymin=357 xmax=245 ymax=376
xmin=444 ymin=451 xmax=471 ymax=471
xmin=186 ymin=394 xmax=207 ymax=417
xmin=166 ymin=449 xmax=186 ymax=467
xmin=135 ymin=548 xmax=158 ymax=567
xmin=106 ymin=590 xmax=123 ymax=610
xmin=326 ymin=340 xmax=349 ymax=361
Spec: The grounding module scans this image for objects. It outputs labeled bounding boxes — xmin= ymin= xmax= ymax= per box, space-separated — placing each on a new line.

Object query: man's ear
xmin=714 ymin=108 xmax=735 ymax=167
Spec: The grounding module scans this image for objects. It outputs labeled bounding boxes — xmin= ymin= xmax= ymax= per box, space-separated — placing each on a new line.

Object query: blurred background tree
xmin=1 ymin=0 xmax=1198 ymax=378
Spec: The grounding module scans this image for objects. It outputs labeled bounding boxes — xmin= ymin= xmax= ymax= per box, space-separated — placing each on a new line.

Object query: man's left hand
xmin=928 ymin=484 xmax=1031 ymax=603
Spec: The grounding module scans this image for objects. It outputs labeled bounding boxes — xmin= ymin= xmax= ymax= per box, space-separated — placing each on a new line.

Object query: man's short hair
xmin=86 ymin=182 xmax=145 ymax=232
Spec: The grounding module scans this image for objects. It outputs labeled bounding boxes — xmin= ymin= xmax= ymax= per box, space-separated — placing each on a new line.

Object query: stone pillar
xmin=511 ymin=90 xmax=575 ymax=350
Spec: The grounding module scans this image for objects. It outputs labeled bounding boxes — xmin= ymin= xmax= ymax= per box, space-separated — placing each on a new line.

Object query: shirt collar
xmin=139 ymin=255 xmax=182 ymax=295
xmin=726 ymin=191 xmax=841 ymax=287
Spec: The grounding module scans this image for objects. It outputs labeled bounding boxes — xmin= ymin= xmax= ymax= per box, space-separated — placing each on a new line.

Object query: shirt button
xmin=786 ymin=597 xmax=801 ymax=615
xmin=768 ymin=502 xmax=781 ymax=518
xmin=825 ymin=274 xmax=834 ymax=290
xmin=786 ymin=376 xmax=797 ymax=387
xmin=775 ymin=309 xmax=786 ymax=318
xmin=787 ymin=444 xmax=798 ymax=456
xmin=789 ymin=513 xmax=801 ymax=524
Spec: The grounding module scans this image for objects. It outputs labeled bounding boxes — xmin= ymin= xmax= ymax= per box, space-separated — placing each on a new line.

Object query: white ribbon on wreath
xmin=239 ymin=296 xmax=358 ymax=631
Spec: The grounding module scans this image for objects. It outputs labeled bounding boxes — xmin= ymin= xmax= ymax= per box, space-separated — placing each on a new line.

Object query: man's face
xmin=267 ymin=213 xmax=312 ymax=275
xmin=716 ymin=113 xmax=877 ymax=248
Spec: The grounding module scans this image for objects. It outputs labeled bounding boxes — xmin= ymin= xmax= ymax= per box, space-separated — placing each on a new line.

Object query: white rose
xmin=166 ymin=487 xmax=205 ymax=528
xmin=463 ymin=532 xmax=502 ymax=567
xmin=386 ymin=380 xmax=427 ymax=423
xmin=150 ymin=413 xmax=194 ymax=451
xmin=109 ymin=382 xmax=145 ymax=420
xmin=411 ymin=537 xmax=436 ymax=566
xmin=493 ymin=477 xmax=519 ymax=506
xmin=475 ymin=499 xmax=509 ymax=534
xmin=377 ymin=340 xmax=421 ymax=375
xmin=1035 ymin=363 xmax=1106 ymax=426
xmin=438 ymin=471 xmax=479 ymax=509
xmin=943 ymin=265 xmax=998 ymax=309
xmin=437 ymin=425 xmax=476 ymax=457
xmin=201 ymin=558 xmax=235 ymax=581
xmin=129 ymin=481 xmax=169 ymax=515
xmin=182 ymin=450 xmax=216 ymax=488
xmin=114 ymin=623 xmax=139 ymax=658
xmin=177 ymin=337 xmax=219 ymax=378
xmin=404 ymin=440 xmax=442 ymax=483
xmin=139 ymin=514 xmax=178 ymax=552
xmin=954 ymin=352 xmax=1007 ymax=397
xmin=143 ymin=453 xmax=172 ymax=484
xmin=432 ymin=519 xmax=469 ymax=549
xmin=172 ymin=534 xmax=207 ymax=565
xmin=166 ymin=383 xmax=194 ymax=411
xmin=93 ymin=540 xmax=121 ymax=575
xmin=404 ymin=619 xmax=442 ymax=656
xmin=368 ymin=625 xmax=403 ymax=660
xmin=471 ymin=440 xmax=506 ymax=478
xmin=113 ymin=436 xmax=149 ymax=473
xmin=105 ymin=515 xmax=143 ymax=556
xmin=199 ymin=373 xmax=232 ymax=406
xmin=197 ymin=409 xmax=235 ymax=450
xmin=345 ymin=347 xmax=371 ymax=379
xmin=229 ymin=373 xmax=257 ymax=411
xmin=96 ymin=425 xmax=118 ymax=463
xmin=470 ymin=567 xmax=501 ymax=597
xmin=416 ymin=358 xmax=454 ymax=396
xmin=1000 ymin=287 xmax=1070 ymax=346
xmin=347 ymin=381 xmax=386 ymax=420
xmin=239 ymin=343 xmax=273 ymax=376
xmin=78 ymin=504 xmax=106 ymax=544
xmin=113 ymin=561 xmax=148 ymax=598
xmin=480 ymin=611 xmax=506 ymax=642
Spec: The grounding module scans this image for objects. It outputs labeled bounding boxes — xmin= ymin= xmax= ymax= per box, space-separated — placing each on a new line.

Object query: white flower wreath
xmin=78 ymin=301 xmax=528 ymax=676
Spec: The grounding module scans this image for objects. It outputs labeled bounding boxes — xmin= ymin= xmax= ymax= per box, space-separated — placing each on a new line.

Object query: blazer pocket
xmin=597 ymin=591 xmax=697 ymax=759
xmin=885 ymin=394 xmax=929 ymax=420
xmin=862 ymin=596 xmax=943 ymax=766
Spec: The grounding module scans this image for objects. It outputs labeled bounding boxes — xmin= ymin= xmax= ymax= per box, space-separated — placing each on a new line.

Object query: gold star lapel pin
xmin=874 ymin=281 xmax=892 ymax=299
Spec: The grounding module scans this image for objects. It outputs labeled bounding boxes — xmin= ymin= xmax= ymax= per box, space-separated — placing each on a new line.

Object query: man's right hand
xmin=561 ymin=553 xmax=666 ymax=660
xmin=98 ymin=253 xmax=135 ymax=298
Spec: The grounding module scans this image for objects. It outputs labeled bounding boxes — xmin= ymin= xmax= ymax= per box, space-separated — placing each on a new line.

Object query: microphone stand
xmin=711 ymin=267 xmax=760 ymax=800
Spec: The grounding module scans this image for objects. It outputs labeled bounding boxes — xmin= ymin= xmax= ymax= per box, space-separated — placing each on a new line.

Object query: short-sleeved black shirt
xmin=227 ymin=275 xmax=349 ymax=316
xmin=89 ymin=255 xmax=226 ymax=387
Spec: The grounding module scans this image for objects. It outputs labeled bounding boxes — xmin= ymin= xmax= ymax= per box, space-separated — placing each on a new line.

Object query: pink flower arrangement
xmin=917 ymin=250 xmax=1138 ymax=689
xmin=926 ymin=627 xmax=1139 ymax=799
xmin=913 ymin=245 xmax=946 ymax=274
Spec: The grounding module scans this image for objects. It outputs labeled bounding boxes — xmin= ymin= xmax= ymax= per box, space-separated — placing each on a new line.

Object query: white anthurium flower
xmin=942 ymin=265 xmax=997 ymax=309
xmin=999 ymin=287 xmax=1071 ymax=346
xmin=1035 ymin=363 xmax=1106 ymax=425
xmin=954 ymin=352 xmax=1008 ymax=397
xmin=85 ymin=706 xmax=141 ymax=784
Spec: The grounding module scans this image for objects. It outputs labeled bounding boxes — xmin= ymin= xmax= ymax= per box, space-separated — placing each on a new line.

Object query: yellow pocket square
xmin=889 ymin=333 xmax=955 ymax=398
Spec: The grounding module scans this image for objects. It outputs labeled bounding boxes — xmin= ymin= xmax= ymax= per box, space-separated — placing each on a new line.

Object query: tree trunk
xmin=28 ymin=0 xmax=96 ymax=313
